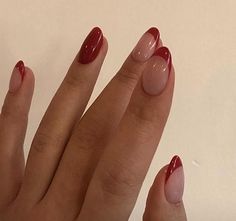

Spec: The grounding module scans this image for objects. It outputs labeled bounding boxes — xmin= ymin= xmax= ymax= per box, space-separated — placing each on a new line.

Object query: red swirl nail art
xmin=165 ymin=155 xmax=183 ymax=182
xmin=15 ymin=60 xmax=25 ymax=79
xmin=153 ymin=46 xmax=172 ymax=72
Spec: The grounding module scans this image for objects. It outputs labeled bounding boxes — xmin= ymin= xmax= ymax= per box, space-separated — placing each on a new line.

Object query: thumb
xmin=143 ymin=155 xmax=187 ymax=221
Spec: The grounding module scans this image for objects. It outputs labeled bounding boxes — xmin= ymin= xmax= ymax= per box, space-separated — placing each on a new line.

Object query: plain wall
xmin=0 ymin=0 xmax=236 ymax=220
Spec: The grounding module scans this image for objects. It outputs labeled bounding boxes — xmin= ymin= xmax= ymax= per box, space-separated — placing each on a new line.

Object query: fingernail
xmin=132 ymin=27 xmax=160 ymax=62
xmin=164 ymin=155 xmax=184 ymax=204
xmin=9 ymin=60 xmax=25 ymax=92
xmin=142 ymin=47 xmax=171 ymax=95
xmin=78 ymin=27 xmax=103 ymax=64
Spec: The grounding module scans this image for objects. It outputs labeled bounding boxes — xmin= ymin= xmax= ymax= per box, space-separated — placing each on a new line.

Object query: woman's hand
xmin=0 ymin=27 xmax=187 ymax=221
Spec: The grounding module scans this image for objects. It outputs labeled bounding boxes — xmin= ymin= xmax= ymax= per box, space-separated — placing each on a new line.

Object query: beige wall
xmin=0 ymin=0 xmax=236 ymax=220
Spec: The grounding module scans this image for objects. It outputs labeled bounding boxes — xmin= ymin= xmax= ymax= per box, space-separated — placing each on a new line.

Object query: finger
xmin=143 ymin=156 xmax=187 ymax=221
xmin=0 ymin=61 xmax=34 ymax=208
xmin=45 ymin=28 xmax=161 ymax=218
xmin=18 ymin=27 xmax=107 ymax=205
xmin=78 ymin=47 xmax=174 ymax=221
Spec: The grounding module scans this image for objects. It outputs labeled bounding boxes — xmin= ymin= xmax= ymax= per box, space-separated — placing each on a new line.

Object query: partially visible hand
xmin=0 ymin=27 xmax=187 ymax=221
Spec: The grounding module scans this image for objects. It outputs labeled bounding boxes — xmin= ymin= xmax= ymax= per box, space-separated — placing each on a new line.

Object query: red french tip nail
xmin=153 ymin=46 xmax=172 ymax=72
xmin=165 ymin=155 xmax=183 ymax=182
xmin=15 ymin=60 xmax=25 ymax=79
xmin=146 ymin=27 xmax=160 ymax=42
xmin=78 ymin=27 xmax=103 ymax=64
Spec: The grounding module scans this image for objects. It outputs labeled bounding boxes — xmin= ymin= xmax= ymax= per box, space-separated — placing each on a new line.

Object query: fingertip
xmin=157 ymin=38 xmax=163 ymax=48
xmin=150 ymin=164 xmax=169 ymax=202
xmin=1 ymin=64 xmax=35 ymax=122
xmin=155 ymin=52 xmax=175 ymax=104
xmin=75 ymin=34 xmax=108 ymax=69
xmin=143 ymin=162 xmax=187 ymax=221
xmin=20 ymin=66 xmax=35 ymax=95
xmin=8 ymin=65 xmax=35 ymax=109
xmin=102 ymin=36 xmax=108 ymax=53
xmin=24 ymin=66 xmax=35 ymax=82
xmin=98 ymin=36 xmax=108 ymax=61
xmin=143 ymin=165 xmax=168 ymax=221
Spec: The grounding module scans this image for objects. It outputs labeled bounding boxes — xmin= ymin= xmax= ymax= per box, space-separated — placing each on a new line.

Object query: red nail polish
xmin=15 ymin=60 xmax=25 ymax=79
xmin=146 ymin=27 xmax=160 ymax=43
xmin=153 ymin=46 xmax=172 ymax=72
xmin=78 ymin=27 xmax=103 ymax=64
xmin=165 ymin=155 xmax=183 ymax=182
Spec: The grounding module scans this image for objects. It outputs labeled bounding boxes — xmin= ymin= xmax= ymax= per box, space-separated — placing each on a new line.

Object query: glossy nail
xmin=78 ymin=27 xmax=103 ymax=64
xmin=9 ymin=60 xmax=25 ymax=92
xmin=132 ymin=27 xmax=160 ymax=62
xmin=165 ymin=155 xmax=184 ymax=204
xmin=155 ymin=46 xmax=172 ymax=72
xmin=142 ymin=46 xmax=171 ymax=95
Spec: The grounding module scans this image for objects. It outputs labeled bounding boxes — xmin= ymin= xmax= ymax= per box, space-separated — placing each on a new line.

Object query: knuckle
xmin=32 ymin=130 xmax=63 ymax=154
xmin=64 ymin=70 xmax=86 ymax=89
xmin=115 ymin=66 xmax=140 ymax=90
xmin=127 ymin=100 xmax=166 ymax=131
xmin=128 ymin=102 xmax=155 ymax=126
xmin=72 ymin=126 xmax=100 ymax=152
xmin=1 ymin=101 xmax=28 ymax=122
xmin=99 ymin=160 xmax=142 ymax=199
xmin=1 ymin=103 xmax=12 ymax=118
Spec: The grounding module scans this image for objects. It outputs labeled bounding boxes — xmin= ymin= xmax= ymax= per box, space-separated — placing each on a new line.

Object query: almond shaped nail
xmin=164 ymin=155 xmax=184 ymax=204
xmin=132 ymin=27 xmax=160 ymax=62
xmin=9 ymin=60 xmax=25 ymax=92
xmin=153 ymin=46 xmax=172 ymax=72
xmin=142 ymin=47 xmax=171 ymax=96
xmin=15 ymin=60 xmax=25 ymax=79
xmin=78 ymin=27 xmax=103 ymax=64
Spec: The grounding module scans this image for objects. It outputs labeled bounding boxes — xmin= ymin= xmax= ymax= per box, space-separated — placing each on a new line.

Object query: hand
xmin=0 ymin=27 xmax=187 ymax=221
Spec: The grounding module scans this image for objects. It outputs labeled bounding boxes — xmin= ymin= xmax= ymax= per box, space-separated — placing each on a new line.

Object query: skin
xmin=0 ymin=35 xmax=187 ymax=220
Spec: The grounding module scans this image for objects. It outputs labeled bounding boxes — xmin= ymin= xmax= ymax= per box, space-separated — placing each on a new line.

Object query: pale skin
xmin=0 ymin=28 xmax=187 ymax=220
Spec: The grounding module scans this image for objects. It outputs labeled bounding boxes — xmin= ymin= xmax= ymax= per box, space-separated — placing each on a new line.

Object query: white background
xmin=0 ymin=0 xmax=236 ymax=220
